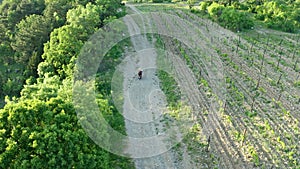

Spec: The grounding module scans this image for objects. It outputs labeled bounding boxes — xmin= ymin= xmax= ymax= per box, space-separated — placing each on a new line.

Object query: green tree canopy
xmin=11 ymin=14 xmax=51 ymax=65
xmin=206 ymin=2 xmax=254 ymax=31
xmin=66 ymin=3 xmax=102 ymax=35
xmin=39 ymin=2 xmax=119 ymax=79
xmin=0 ymin=78 xmax=111 ymax=168
xmin=219 ymin=6 xmax=254 ymax=31
xmin=43 ymin=0 xmax=72 ymax=29
xmin=255 ymin=0 xmax=299 ymax=32
xmin=0 ymin=0 xmax=45 ymax=31
xmin=39 ymin=25 xmax=84 ymax=79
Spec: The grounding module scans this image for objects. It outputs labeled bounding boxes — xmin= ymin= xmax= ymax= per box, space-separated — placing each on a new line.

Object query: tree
xmin=0 ymin=78 xmax=112 ymax=168
xmin=95 ymin=0 xmax=125 ymax=24
xmin=0 ymin=21 xmax=9 ymax=43
xmin=199 ymin=1 xmax=211 ymax=12
xmin=0 ymin=0 xmax=136 ymax=167
xmin=219 ymin=6 xmax=254 ymax=31
xmin=0 ymin=43 xmax=13 ymax=64
xmin=218 ymin=0 xmax=238 ymax=6
xmin=0 ymin=0 xmax=45 ymax=31
xmin=43 ymin=0 xmax=72 ymax=29
xmin=187 ymin=0 xmax=196 ymax=9
xmin=206 ymin=2 xmax=254 ymax=31
xmin=152 ymin=0 xmax=163 ymax=3
xmin=39 ymin=25 xmax=84 ymax=79
xmin=11 ymin=14 xmax=51 ymax=77
xmin=40 ymin=3 xmax=109 ymax=79
xmin=207 ymin=2 xmax=225 ymax=19
xmin=66 ymin=3 xmax=102 ymax=35
xmin=255 ymin=1 xmax=299 ymax=32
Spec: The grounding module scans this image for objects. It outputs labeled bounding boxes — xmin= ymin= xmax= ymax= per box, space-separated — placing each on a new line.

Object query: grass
xmin=153 ymin=30 xmax=220 ymax=168
xmin=94 ymin=37 xmax=135 ymax=168
xmin=157 ymin=70 xmax=181 ymax=106
xmin=154 ymin=34 xmax=181 ymax=107
xmin=95 ymin=37 xmax=133 ymax=135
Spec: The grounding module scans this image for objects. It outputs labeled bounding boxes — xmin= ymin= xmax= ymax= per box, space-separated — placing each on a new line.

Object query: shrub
xmin=255 ymin=1 xmax=299 ymax=33
xmin=199 ymin=1 xmax=211 ymax=12
xmin=207 ymin=3 xmax=254 ymax=31
xmin=219 ymin=7 xmax=254 ymax=31
xmin=207 ymin=2 xmax=225 ymax=18
xmin=152 ymin=0 xmax=163 ymax=3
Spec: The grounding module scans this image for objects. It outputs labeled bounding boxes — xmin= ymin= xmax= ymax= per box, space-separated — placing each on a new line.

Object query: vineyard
xmin=125 ymin=4 xmax=300 ymax=169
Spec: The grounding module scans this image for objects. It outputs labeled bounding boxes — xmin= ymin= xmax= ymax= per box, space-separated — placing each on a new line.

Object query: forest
xmin=0 ymin=0 xmax=134 ymax=168
xmin=0 ymin=0 xmax=299 ymax=168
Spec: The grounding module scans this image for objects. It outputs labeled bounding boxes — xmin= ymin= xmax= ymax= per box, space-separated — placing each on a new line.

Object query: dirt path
xmin=121 ymin=5 xmax=190 ymax=169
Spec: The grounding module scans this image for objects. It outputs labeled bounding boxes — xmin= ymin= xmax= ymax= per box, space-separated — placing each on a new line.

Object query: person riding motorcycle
xmin=138 ymin=69 xmax=143 ymax=80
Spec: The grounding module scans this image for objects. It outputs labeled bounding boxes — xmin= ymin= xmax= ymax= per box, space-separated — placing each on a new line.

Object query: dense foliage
xmin=0 ymin=0 xmax=126 ymax=106
xmin=128 ymin=0 xmax=299 ymax=32
xmin=0 ymin=78 xmax=110 ymax=168
xmin=204 ymin=2 xmax=254 ymax=31
xmin=0 ymin=0 xmax=133 ymax=168
xmin=197 ymin=0 xmax=300 ymax=32
xmin=254 ymin=0 xmax=300 ymax=32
